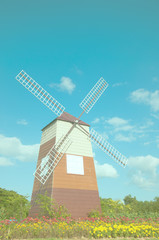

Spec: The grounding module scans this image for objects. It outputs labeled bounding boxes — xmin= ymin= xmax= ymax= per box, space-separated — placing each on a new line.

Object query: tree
xmin=100 ymin=198 xmax=132 ymax=217
xmin=0 ymin=188 xmax=30 ymax=220
xmin=124 ymin=195 xmax=137 ymax=205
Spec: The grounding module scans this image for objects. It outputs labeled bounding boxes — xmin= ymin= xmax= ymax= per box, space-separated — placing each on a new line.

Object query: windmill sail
xmin=80 ymin=77 xmax=108 ymax=113
xmin=34 ymin=135 xmax=72 ymax=184
xmin=90 ymin=128 xmax=128 ymax=167
xmin=16 ymin=70 xmax=65 ymax=116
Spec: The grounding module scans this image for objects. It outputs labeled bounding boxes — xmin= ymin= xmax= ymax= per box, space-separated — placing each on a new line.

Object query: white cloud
xmin=130 ymin=89 xmax=159 ymax=112
xmin=106 ymin=117 xmax=133 ymax=132
xmin=128 ymin=155 xmax=159 ymax=176
xmin=50 ymin=76 xmax=76 ymax=94
xmin=94 ymin=160 xmax=118 ymax=178
xmin=115 ymin=133 xmax=135 ymax=142
xmin=17 ymin=119 xmax=28 ymax=125
xmin=131 ymin=171 xmax=154 ymax=189
xmin=107 ymin=117 xmax=128 ymax=126
xmin=92 ymin=115 xmax=157 ymax=144
xmin=0 ymin=134 xmax=39 ymax=165
xmin=92 ymin=118 xmax=100 ymax=124
xmin=128 ymin=155 xmax=159 ymax=189
xmin=0 ymin=157 xmax=14 ymax=166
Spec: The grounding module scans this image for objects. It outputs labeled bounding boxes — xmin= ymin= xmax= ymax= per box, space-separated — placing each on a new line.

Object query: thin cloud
xmin=17 ymin=119 xmax=28 ymax=125
xmin=0 ymin=134 xmax=39 ymax=166
xmin=92 ymin=116 xmax=157 ymax=144
xmin=115 ymin=133 xmax=136 ymax=142
xmin=131 ymin=171 xmax=155 ymax=189
xmin=92 ymin=118 xmax=100 ymax=124
xmin=74 ymin=65 xmax=83 ymax=75
xmin=144 ymin=137 xmax=159 ymax=148
xmin=106 ymin=117 xmax=133 ymax=132
xmin=139 ymin=120 xmax=154 ymax=129
xmin=107 ymin=117 xmax=128 ymax=126
xmin=151 ymin=113 xmax=159 ymax=120
xmin=112 ymin=82 xmax=127 ymax=87
xmin=153 ymin=76 xmax=159 ymax=82
xmin=0 ymin=157 xmax=14 ymax=166
xmin=130 ymin=89 xmax=159 ymax=112
xmin=128 ymin=155 xmax=159 ymax=189
xmin=92 ymin=116 xmax=136 ymax=143
xmin=157 ymin=136 xmax=159 ymax=148
xmin=50 ymin=76 xmax=76 ymax=94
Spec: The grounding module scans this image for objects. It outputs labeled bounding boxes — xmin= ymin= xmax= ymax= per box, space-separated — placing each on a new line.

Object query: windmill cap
xmin=42 ymin=111 xmax=90 ymax=131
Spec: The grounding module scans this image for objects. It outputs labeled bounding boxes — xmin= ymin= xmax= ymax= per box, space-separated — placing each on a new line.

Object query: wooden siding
xmin=56 ymin=120 xmax=93 ymax=157
xmin=41 ymin=121 xmax=57 ymax=145
xmin=53 ymin=188 xmax=101 ymax=218
xmin=29 ymin=137 xmax=56 ymax=217
xmin=53 ymin=153 xmax=98 ymax=191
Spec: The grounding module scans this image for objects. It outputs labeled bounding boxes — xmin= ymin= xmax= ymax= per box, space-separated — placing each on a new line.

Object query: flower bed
xmin=0 ymin=216 xmax=159 ymax=239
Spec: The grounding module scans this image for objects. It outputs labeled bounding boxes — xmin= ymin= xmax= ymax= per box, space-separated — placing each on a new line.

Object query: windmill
xmin=15 ymin=70 xmax=128 ymax=218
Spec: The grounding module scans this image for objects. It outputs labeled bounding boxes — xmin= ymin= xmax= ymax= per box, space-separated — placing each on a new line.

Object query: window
xmin=66 ymin=154 xmax=84 ymax=175
xmin=40 ymin=155 xmax=49 ymax=177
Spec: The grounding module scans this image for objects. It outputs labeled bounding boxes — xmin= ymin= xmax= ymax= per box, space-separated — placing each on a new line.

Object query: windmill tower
xmin=15 ymin=70 xmax=128 ymax=218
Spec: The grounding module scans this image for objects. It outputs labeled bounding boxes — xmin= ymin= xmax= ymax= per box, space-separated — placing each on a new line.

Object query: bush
xmin=88 ymin=208 xmax=101 ymax=218
xmin=35 ymin=192 xmax=71 ymax=218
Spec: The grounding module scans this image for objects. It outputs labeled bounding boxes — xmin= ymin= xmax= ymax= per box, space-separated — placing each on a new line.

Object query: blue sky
xmin=0 ymin=0 xmax=159 ymax=201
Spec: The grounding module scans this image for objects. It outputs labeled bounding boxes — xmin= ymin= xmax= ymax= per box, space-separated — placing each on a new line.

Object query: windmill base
xmin=29 ymin=188 xmax=101 ymax=218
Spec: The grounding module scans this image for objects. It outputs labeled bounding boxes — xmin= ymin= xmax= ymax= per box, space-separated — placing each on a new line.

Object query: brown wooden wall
xmin=53 ymin=154 xmax=98 ymax=191
xmin=53 ymin=188 xmax=101 ymax=218
xmin=29 ymin=136 xmax=101 ymax=218
xmin=29 ymin=137 xmax=56 ymax=217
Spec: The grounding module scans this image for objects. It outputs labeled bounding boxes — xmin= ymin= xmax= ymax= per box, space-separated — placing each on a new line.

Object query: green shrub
xmin=88 ymin=208 xmax=101 ymax=218
xmin=35 ymin=192 xmax=71 ymax=218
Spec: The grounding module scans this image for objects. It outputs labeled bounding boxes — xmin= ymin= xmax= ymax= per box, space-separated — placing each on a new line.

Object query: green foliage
xmin=1 ymin=186 xmax=159 ymax=221
xmin=0 ymin=187 xmax=30 ymax=221
xmin=99 ymin=195 xmax=159 ymax=218
xmin=100 ymin=197 xmax=132 ymax=218
xmin=88 ymin=208 xmax=101 ymax=218
xmin=35 ymin=192 xmax=71 ymax=218
xmin=123 ymin=194 xmax=159 ymax=218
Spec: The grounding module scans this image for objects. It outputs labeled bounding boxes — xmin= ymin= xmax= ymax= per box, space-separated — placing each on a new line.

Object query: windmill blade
xmin=34 ymin=135 xmax=72 ymax=184
xmin=90 ymin=128 xmax=128 ymax=167
xmin=15 ymin=70 xmax=65 ymax=116
xmin=80 ymin=77 xmax=108 ymax=114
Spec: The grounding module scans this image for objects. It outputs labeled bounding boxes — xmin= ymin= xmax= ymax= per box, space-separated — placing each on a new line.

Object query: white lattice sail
xmin=16 ymin=70 xmax=65 ymax=116
xmin=34 ymin=135 xmax=72 ymax=184
xmin=80 ymin=77 xmax=108 ymax=113
xmin=90 ymin=128 xmax=128 ymax=167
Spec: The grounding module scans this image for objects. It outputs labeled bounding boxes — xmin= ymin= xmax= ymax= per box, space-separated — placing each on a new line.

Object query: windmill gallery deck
xmin=15 ymin=70 xmax=128 ymax=218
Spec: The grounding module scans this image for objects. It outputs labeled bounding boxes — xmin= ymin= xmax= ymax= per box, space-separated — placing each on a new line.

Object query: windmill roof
xmin=42 ymin=112 xmax=90 ymax=131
